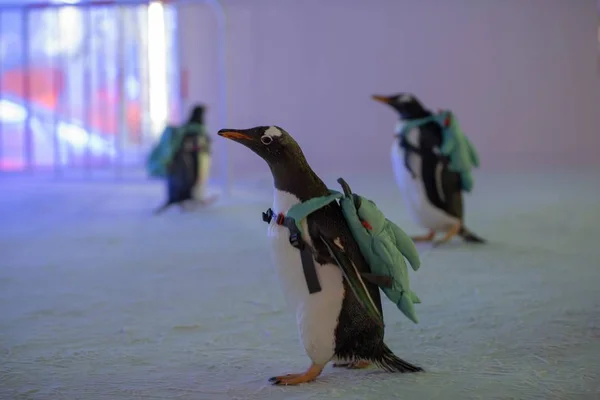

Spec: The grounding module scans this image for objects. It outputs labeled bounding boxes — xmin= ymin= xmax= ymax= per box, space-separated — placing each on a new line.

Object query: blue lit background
xmin=0 ymin=0 xmax=180 ymax=173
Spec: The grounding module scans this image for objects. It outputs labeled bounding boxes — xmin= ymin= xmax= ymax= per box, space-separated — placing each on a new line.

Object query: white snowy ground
xmin=1 ymin=169 xmax=599 ymax=400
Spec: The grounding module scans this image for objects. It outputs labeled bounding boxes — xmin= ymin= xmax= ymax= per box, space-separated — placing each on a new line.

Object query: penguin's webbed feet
xmin=333 ymin=360 xmax=372 ymax=369
xmin=432 ymin=223 xmax=461 ymax=247
xmin=411 ymin=231 xmax=436 ymax=243
xmin=198 ymin=194 xmax=219 ymax=206
xmin=178 ymin=201 xmax=197 ymax=212
xmin=268 ymin=363 xmax=324 ymax=385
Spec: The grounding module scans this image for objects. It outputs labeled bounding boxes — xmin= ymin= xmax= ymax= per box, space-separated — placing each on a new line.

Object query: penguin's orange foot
xmin=178 ymin=201 xmax=196 ymax=212
xmin=411 ymin=231 xmax=436 ymax=242
xmin=268 ymin=363 xmax=324 ymax=386
xmin=198 ymin=195 xmax=219 ymax=206
xmin=347 ymin=360 xmax=372 ymax=369
xmin=333 ymin=360 xmax=372 ymax=369
xmin=432 ymin=223 xmax=461 ymax=247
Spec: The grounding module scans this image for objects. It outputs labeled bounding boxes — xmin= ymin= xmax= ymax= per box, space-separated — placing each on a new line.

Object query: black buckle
xmin=289 ymin=232 xmax=304 ymax=250
xmin=262 ymin=208 xmax=274 ymax=223
xmin=261 ymin=208 xmax=320 ymax=294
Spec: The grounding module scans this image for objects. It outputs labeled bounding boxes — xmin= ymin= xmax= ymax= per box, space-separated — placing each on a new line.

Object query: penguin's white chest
xmin=193 ymin=152 xmax=211 ymax=199
xmin=391 ymin=132 xmax=458 ymax=231
xmin=267 ymin=189 xmax=345 ymax=364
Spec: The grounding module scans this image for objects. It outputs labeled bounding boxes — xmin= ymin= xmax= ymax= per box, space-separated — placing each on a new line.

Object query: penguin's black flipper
xmin=319 ymin=234 xmax=384 ymax=328
xmin=440 ymin=171 xmax=464 ymax=220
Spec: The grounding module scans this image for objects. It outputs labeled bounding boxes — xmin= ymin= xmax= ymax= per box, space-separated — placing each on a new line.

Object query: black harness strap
xmin=262 ymin=208 xmax=322 ymax=294
xmin=398 ymin=134 xmax=422 ymax=155
xmin=397 ymin=134 xmax=422 ymax=178
xmin=397 ymin=133 xmax=450 ymax=179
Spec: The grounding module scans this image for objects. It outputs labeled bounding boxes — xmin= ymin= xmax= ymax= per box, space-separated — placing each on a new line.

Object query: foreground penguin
xmin=372 ymin=93 xmax=485 ymax=245
xmin=147 ymin=105 xmax=216 ymax=213
xmin=218 ymin=125 xmax=423 ymax=385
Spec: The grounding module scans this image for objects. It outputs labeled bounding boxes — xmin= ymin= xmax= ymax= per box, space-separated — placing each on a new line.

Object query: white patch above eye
xmin=264 ymin=126 xmax=282 ymax=138
xmin=399 ymin=94 xmax=413 ymax=103
xmin=261 ymin=126 xmax=282 ymax=145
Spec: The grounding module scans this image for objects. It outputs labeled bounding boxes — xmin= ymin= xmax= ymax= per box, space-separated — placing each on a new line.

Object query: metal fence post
xmin=52 ymin=6 xmax=61 ymax=177
xmin=116 ymin=5 xmax=125 ymax=180
xmin=0 ymin=11 xmax=4 ymax=169
xmin=141 ymin=4 xmax=150 ymax=162
xmin=97 ymin=7 xmax=108 ymax=171
xmin=21 ymin=8 xmax=33 ymax=172
xmin=206 ymin=0 xmax=229 ymax=197
xmin=84 ymin=6 xmax=93 ymax=178
xmin=61 ymin=6 xmax=73 ymax=173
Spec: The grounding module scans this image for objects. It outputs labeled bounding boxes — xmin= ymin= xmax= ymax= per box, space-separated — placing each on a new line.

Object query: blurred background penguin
xmin=147 ymin=104 xmax=216 ymax=214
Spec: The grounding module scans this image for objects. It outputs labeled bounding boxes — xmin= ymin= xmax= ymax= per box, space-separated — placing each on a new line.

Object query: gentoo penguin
xmin=153 ymin=133 xmax=202 ymax=214
xmin=152 ymin=105 xmax=215 ymax=214
xmin=371 ymin=93 xmax=485 ymax=245
xmin=218 ymin=125 xmax=423 ymax=385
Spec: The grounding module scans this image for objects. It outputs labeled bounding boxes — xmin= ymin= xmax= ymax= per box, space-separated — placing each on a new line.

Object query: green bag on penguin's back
xmin=147 ymin=125 xmax=181 ymax=178
xmin=335 ymin=179 xmax=422 ymax=323
xmin=284 ymin=178 xmax=423 ymax=324
xmin=146 ymin=123 xmax=209 ymax=178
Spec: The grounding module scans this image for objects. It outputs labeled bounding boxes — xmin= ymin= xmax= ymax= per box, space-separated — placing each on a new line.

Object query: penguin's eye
xmin=261 ymin=135 xmax=273 ymax=145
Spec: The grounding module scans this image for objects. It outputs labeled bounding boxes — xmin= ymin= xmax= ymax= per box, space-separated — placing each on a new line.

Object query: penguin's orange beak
xmin=217 ymin=130 xmax=253 ymax=141
xmin=371 ymin=95 xmax=391 ymax=104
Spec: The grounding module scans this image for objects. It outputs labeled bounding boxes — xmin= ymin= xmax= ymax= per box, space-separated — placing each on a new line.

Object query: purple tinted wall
xmin=179 ymin=0 xmax=600 ymax=181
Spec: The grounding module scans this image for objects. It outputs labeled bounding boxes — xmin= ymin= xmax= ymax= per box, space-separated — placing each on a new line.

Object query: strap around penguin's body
xmin=261 ymin=193 xmax=342 ymax=295
xmin=397 ymin=134 xmax=421 ymax=179
xmin=262 ymin=208 xmax=322 ymax=294
xmin=396 ymin=114 xmax=451 ymax=177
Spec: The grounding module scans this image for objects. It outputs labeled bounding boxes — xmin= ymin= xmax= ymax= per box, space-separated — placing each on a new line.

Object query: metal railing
xmin=0 ymin=0 xmax=228 ymax=189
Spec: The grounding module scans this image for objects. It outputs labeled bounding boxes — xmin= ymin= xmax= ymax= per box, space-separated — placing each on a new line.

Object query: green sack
xmin=397 ymin=110 xmax=480 ymax=192
xmin=286 ymin=178 xmax=422 ymax=323
xmin=146 ymin=123 xmax=208 ymax=178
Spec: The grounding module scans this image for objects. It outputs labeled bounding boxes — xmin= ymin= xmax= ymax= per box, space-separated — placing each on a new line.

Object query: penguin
xmin=371 ymin=93 xmax=485 ymax=245
xmin=218 ymin=125 xmax=423 ymax=386
xmin=153 ymin=132 xmax=202 ymax=214
xmin=153 ymin=105 xmax=215 ymax=214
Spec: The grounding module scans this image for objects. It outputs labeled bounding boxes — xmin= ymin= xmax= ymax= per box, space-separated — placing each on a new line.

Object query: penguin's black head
xmin=219 ymin=126 xmax=327 ymax=199
xmin=218 ymin=126 xmax=329 ymax=201
xmin=371 ymin=93 xmax=430 ymax=120
xmin=188 ymin=104 xmax=206 ymax=124
xmin=218 ymin=126 xmax=303 ymax=166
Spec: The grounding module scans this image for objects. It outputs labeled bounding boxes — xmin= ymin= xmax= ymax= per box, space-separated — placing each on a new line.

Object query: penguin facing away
xmin=218 ymin=126 xmax=423 ymax=386
xmin=371 ymin=93 xmax=485 ymax=246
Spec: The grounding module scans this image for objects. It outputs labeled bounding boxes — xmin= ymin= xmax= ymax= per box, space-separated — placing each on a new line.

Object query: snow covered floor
xmin=1 ymin=169 xmax=599 ymax=400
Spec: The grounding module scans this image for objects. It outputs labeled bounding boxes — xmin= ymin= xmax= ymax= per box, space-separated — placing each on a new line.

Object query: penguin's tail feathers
xmin=374 ymin=343 xmax=424 ymax=373
xmin=153 ymin=200 xmax=176 ymax=215
xmin=459 ymin=226 xmax=486 ymax=243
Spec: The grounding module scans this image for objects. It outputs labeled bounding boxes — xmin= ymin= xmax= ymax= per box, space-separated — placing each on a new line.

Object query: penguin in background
xmin=218 ymin=125 xmax=423 ymax=386
xmin=150 ymin=105 xmax=216 ymax=214
xmin=371 ymin=93 xmax=485 ymax=246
